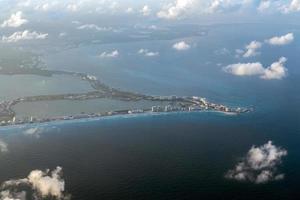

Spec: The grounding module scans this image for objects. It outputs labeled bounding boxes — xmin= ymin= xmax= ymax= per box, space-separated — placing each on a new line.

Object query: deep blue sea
xmin=0 ymin=23 xmax=299 ymax=199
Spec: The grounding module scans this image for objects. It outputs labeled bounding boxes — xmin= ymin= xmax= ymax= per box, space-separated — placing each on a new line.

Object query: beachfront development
xmin=0 ymin=68 xmax=250 ymax=126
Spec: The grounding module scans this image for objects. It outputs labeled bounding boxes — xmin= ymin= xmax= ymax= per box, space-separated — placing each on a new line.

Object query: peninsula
xmin=0 ymin=68 xmax=250 ymax=127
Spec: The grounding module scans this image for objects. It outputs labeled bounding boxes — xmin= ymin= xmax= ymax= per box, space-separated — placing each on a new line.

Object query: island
xmin=0 ymin=68 xmax=251 ymax=127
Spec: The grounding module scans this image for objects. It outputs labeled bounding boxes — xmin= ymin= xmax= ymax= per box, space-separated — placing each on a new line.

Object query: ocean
xmin=0 ymin=23 xmax=299 ymax=199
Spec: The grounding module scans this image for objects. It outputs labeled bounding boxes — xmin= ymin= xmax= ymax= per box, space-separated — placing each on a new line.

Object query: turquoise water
xmin=0 ymin=74 xmax=93 ymax=101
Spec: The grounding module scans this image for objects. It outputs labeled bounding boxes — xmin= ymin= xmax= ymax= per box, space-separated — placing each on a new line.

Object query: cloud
xmin=173 ymin=41 xmax=191 ymax=51
xmin=266 ymin=33 xmax=294 ymax=46
xmin=225 ymin=141 xmax=287 ymax=184
xmin=126 ymin=7 xmax=134 ymax=13
xmin=261 ymin=57 xmax=288 ymax=80
xmin=223 ymin=57 xmax=288 ymax=80
xmin=1 ymin=11 xmax=28 ymax=28
xmin=138 ymin=49 xmax=159 ymax=57
xmin=0 ymin=139 xmax=8 ymax=153
xmin=206 ymin=0 xmax=248 ymax=14
xmin=0 ymin=190 xmax=26 ymax=200
xmin=0 ymin=167 xmax=70 ymax=200
xmin=77 ymin=24 xmax=112 ymax=32
xmin=66 ymin=4 xmax=78 ymax=12
xmin=223 ymin=62 xmax=265 ymax=76
xmin=257 ymin=0 xmax=271 ymax=12
xmin=140 ymin=5 xmax=151 ymax=16
xmin=2 ymin=30 xmax=48 ymax=43
xmin=78 ymin=24 xmax=110 ymax=31
xmin=281 ymin=0 xmax=300 ymax=13
xmin=243 ymin=41 xmax=262 ymax=58
xmin=157 ymin=0 xmax=195 ymax=19
xmin=99 ymin=50 xmax=119 ymax=58
xmin=34 ymin=2 xmax=59 ymax=12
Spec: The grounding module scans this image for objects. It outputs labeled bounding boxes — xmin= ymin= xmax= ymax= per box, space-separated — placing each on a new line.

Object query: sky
xmin=0 ymin=0 xmax=300 ymax=24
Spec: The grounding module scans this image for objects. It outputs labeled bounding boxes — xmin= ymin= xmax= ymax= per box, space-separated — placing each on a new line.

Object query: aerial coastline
xmin=0 ymin=67 xmax=250 ymax=127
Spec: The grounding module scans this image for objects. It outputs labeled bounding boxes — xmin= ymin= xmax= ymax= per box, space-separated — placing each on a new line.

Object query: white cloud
xmin=223 ymin=62 xmax=265 ymax=76
xmin=140 ymin=5 xmax=151 ymax=16
xmin=173 ymin=41 xmax=191 ymax=51
xmin=157 ymin=0 xmax=195 ymax=19
xmin=243 ymin=40 xmax=262 ymax=58
xmin=2 ymin=30 xmax=48 ymax=43
xmin=66 ymin=4 xmax=78 ymax=12
xmin=0 ymin=167 xmax=70 ymax=200
xmin=281 ymin=0 xmax=300 ymax=13
xmin=34 ymin=1 xmax=60 ymax=12
xmin=0 ymin=139 xmax=8 ymax=153
xmin=223 ymin=57 xmax=288 ymax=80
xmin=99 ymin=50 xmax=119 ymax=58
xmin=207 ymin=0 xmax=223 ymax=13
xmin=225 ymin=141 xmax=287 ymax=184
xmin=28 ymin=167 xmax=65 ymax=198
xmin=266 ymin=33 xmax=294 ymax=46
xmin=77 ymin=24 xmax=112 ymax=32
xmin=1 ymin=11 xmax=28 ymax=28
xmin=0 ymin=190 xmax=26 ymax=200
xmin=138 ymin=49 xmax=159 ymax=57
xmin=261 ymin=57 xmax=288 ymax=80
xmin=257 ymin=0 xmax=271 ymax=12
xmin=126 ymin=7 xmax=134 ymax=13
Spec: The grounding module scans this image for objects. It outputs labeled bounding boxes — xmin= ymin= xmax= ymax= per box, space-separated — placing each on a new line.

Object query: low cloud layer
xmin=1 ymin=11 xmax=27 ymax=28
xmin=0 ymin=166 xmax=70 ymax=200
xmin=225 ymin=141 xmax=287 ymax=184
xmin=173 ymin=41 xmax=190 ymax=51
xmin=157 ymin=0 xmax=195 ymax=19
xmin=138 ymin=49 xmax=159 ymax=57
xmin=243 ymin=41 xmax=262 ymax=58
xmin=77 ymin=24 xmax=112 ymax=32
xmin=99 ymin=50 xmax=119 ymax=58
xmin=266 ymin=33 xmax=294 ymax=46
xmin=2 ymin=30 xmax=48 ymax=43
xmin=223 ymin=57 xmax=288 ymax=80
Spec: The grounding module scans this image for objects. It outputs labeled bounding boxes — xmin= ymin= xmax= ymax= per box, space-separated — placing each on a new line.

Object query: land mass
xmin=0 ymin=68 xmax=250 ymax=126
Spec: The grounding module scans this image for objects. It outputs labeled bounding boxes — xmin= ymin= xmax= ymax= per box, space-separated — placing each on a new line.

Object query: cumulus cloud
xmin=281 ymin=0 xmax=300 ymax=13
xmin=223 ymin=57 xmax=288 ymax=80
xmin=2 ymin=30 xmax=48 ymax=43
xmin=140 ymin=5 xmax=151 ymax=16
xmin=266 ymin=33 xmax=294 ymax=46
xmin=206 ymin=0 xmax=249 ymax=14
xmin=261 ymin=57 xmax=288 ymax=80
xmin=138 ymin=49 xmax=159 ymax=57
xmin=225 ymin=141 xmax=287 ymax=184
xmin=99 ymin=50 xmax=119 ymax=58
xmin=223 ymin=62 xmax=265 ymax=76
xmin=0 ymin=167 xmax=70 ymax=200
xmin=1 ymin=11 xmax=28 ymax=28
xmin=173 ymin=41 xmax=191 ymax=51
xmin=243 ymin=41 xmax=262 ymax=58
xmin=257 ymin=0 xmax=271 ymax=12
xmin=157 ymin=0 xmax=195 ymax=19
xmin=77 ymin=24 xmax=112 ymax=32
xmin=0 ymin=139 xmax=8 ymax=153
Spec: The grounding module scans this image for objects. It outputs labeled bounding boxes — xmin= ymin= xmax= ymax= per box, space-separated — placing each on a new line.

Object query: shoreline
xmin=0 ymin=68 xmax=250 ymax=127
xmin=0 ymin=109 xmax=243 ymax=130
